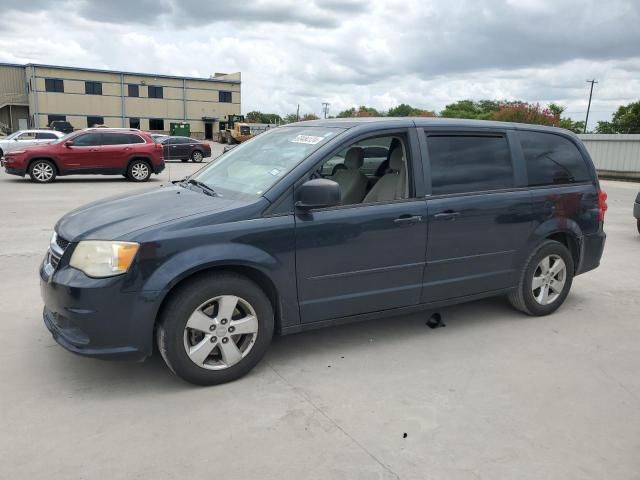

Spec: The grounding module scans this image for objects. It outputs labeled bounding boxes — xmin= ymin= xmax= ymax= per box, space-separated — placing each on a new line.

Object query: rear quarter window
xmin=518 ymin=131 xmax=591 ymax=186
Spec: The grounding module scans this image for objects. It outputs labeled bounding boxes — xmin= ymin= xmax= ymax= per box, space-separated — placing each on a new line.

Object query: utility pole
xmin=584 ymin=79 xmax=598 ymax=133
xmin=322 ymin=102 xmax=330 ymax=119
xmin=296 ymin=104 xmax=300 ymax=122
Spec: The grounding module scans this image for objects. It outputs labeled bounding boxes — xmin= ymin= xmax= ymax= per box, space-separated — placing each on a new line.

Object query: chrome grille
xmin=47 ymin=232 xmax=68 ymax=270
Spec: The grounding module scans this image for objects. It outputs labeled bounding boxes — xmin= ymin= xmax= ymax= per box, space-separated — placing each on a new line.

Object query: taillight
xmin=598 ymin=190 xmax=608 ymax=222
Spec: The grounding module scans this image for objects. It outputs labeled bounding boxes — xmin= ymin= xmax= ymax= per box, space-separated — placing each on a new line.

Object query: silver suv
xmin=0 ymin=130 xmax=65 ymax=158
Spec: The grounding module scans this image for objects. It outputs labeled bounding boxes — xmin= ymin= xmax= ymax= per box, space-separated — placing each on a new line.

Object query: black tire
xmin=181 ymin=159 xmax=188 ymax=163
xmin=126 ymin=159 xmax=151 ymax=182
xmin=0 ymin=148 xmax=4 ymax=158
xmin=637 ymin=219 xmax=640 ymax=235
xmin=157 ymin=272 xmax=274 ymax=386
xmin=28 ymin=159 xmax=57 ymax=183
xmin=191 ymin=150 xmax=204 ymax=163
xmin=508 ymin=240 xmax=574 ymax=316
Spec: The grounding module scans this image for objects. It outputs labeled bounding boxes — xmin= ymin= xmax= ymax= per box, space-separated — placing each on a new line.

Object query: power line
xmin=584 ymin=79 xmax=598 ymax=133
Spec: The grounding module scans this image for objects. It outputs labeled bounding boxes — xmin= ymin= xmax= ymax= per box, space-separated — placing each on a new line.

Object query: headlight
xmin=69 ymin=241 xmax=139 ymax=278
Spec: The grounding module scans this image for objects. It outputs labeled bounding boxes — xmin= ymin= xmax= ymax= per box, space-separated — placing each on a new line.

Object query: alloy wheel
xmin=192 ymin=151 xmax=203 ymax=162
xmin=131 ymin=162 xmax=149 ymax=180
xmin=532 ymin=254 xmax=566 ymax=305
xmin=32 ymin=162 xmax=54 ymax=182
xmin=183 ymin=295 xmax=259 ymax=370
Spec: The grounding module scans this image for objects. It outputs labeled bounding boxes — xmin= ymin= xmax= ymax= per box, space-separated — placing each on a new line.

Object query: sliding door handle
xmin=433 ymin=211 xmax=460 ymax=220
xmin=394 ymin=215 xmax=423 ymax=225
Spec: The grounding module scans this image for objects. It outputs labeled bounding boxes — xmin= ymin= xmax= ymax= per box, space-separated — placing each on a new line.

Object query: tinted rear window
xmin=427 ymin=134 xmax=514 ymax=195
xmin=102 ymin=133 xmax=144 ymax=145
xmin=518 ymin=131 xmax=591 ymax=186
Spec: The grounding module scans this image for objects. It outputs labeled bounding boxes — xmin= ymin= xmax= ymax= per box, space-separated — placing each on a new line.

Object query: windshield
xmin=190 ymin=126 xmax=344 ymax=198
xmin=5 ymin=131 xmax=21 ymax=140
xmin=52 ymin=132 xmax=75 ymax=143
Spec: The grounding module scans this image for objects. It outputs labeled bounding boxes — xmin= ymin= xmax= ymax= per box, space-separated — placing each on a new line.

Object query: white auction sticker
xmin=291 ymin=135 xmax=324 ymax=145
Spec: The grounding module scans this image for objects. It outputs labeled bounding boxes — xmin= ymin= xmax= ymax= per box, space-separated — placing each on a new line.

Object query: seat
xmin=363 ymin=143 xmax=407 ymax=203
xmin=330 ymin=147 xmax=368 ymax=204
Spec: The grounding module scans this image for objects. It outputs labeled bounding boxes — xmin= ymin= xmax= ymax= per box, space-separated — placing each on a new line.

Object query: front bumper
xmin=633 ymin=200 xmax=640 ymax=220
xmin=40 ymin=257 xmax=161 ymax=361
xmin=1 ymin=157 xmax=26 ymax=176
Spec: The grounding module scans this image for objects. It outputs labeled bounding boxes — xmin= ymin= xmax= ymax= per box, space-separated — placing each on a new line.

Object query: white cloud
xmin=0 ymin=0 xmax=638 ymax=128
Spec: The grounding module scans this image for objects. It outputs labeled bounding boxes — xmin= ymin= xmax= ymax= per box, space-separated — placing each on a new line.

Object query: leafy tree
xmin=283 ymin=113 xmax=300 ymax=123
xmin=245 ymin=111 xmax=282 ymax=124
xmin=440 ymin=100 xmax=500 ymax=120
xmin=336 ymin=106 xmax=381 ymax=117
xmin=595 ymin=100 xmax=640 ymax=134
xmin=387 ymin=103 xmax=436 ymax=117
xmin=300 ymin=113 xmax=320 ymax=121
xmin=491 ymin=102 xmax=558 ymax=126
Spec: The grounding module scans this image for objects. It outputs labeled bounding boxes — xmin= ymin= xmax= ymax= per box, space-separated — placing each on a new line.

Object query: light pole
xmin=322 ymin=102 xmax=330 ymax=119
xmin=584 ymin=79 xmax=598 ymax=133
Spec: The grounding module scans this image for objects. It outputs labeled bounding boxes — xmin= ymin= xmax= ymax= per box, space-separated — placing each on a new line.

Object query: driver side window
xmin=317 ymin=135 xmax=410 ymax=206
xmin=73 ymin=133 xmax=102 ymax=146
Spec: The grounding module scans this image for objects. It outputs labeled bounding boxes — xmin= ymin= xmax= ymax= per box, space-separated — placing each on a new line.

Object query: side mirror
xmin=64 ymin=140 xmax=74 ymax=147
xmin=295 ymin=178 xmax=341 ymax=210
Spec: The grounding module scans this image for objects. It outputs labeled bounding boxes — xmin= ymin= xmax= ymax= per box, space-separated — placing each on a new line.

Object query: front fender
xmin=140 ymin=242 xmax=300 ymax=329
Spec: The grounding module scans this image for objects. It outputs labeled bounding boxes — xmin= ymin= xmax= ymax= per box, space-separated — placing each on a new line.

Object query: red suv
xmin=2 ymin=128 xmax=164 ymax=183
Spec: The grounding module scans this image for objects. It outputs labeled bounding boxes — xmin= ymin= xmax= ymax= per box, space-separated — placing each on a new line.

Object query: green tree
xmin=595 ymin=100 xmax=640 ymax=134
xmin=387 ymin=103 xmax=435 ymax=117
xmin=336 ymin=106 xmax=381 ymax=117
xmin=245 ymin=111 xmax=282 ymax=124
xmin=283 ymin=113 xmax=300 ymax=123
xmin=301 ymin=113 xmax=320 ymax=121
xmin=440 ymin=100 xmax=500 ymax=120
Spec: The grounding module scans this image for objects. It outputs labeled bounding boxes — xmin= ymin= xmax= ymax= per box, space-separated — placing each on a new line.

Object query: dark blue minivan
xmin=41 ymin=118 xmax=607 ymax=385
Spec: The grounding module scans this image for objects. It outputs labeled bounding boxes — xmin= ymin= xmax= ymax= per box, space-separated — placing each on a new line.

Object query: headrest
xmin=389 ymin=144 xmax=404 ymax=171
xmin=344 ymin=147 xmax=364 ymax=169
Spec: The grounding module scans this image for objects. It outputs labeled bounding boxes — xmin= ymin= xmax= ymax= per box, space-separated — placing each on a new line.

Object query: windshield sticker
xmin=291 ymin=135 xmax=324 ymax=145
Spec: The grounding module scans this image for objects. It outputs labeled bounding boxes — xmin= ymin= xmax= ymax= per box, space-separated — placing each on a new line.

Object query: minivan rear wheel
xmin=508 ymin=240 xmax=574 ymax=316
xmin=157 ymin=272 xmax=274 ymax=385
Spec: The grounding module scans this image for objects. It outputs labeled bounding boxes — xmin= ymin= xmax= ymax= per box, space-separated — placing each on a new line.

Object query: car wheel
xmin=157 ymin=272 xmax=274 ymax=386
xmin=181 ymin=159 xmax=188 ymax=163
xmin=28 ymin=159 xmax=57 ymax=183
xmin=0 ymin=148 xmax=3 ymax=158
xmin=127 ymin=159 xmax=151 ymax=182
xmin=191 ymin=150 xmax=204 ymax=163
xmin=637 ymin=219 xmax=640 ymax=235
xmin=508 ymin=240 xmax=574 ymax=316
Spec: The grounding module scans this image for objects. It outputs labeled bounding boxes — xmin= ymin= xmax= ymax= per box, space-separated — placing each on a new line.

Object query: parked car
xmin=40 ymin=118 xmax=606 ymax=385
xmin=2 ymin=128 xmax=164 ymax=183
xmin=634 ymin=192 xmax=640 ymax=234
xmin=49 ymin=121 xmax=74 ymax=134
xmin=0 ymin=129 xmax=64 ymax=158
xmin=160 ymin=136 xmax=212 ymax=162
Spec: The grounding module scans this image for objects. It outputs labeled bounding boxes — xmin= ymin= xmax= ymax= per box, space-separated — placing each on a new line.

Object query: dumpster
xmin=170 ymin=122 xmax=190 ymax=137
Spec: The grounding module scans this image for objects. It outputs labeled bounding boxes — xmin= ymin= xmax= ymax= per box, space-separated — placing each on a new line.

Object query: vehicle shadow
xmin=4 ymin=177 xmax=164 ymax=184
xmin=50 ymin=295 xmax=533 ymax=394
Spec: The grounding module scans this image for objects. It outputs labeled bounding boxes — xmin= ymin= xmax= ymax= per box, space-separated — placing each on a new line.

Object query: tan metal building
xmin=0 ymin=62 xmax=241 ymax=139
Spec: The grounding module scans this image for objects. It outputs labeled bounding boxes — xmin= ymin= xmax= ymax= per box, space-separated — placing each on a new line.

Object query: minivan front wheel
xmin=157 ymin=273 xmax=274 ymax=385
xmin=508 ymin=240 xmax=574 ymax=316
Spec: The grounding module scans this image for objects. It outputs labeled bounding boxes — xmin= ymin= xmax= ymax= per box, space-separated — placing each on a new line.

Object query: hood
xmin=6 ymin=142 xmax=58 ymax=153
xmin=56 ymin=184 xmax=250 ymax=241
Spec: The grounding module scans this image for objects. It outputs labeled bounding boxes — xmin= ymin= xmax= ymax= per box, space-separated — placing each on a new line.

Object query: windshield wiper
xmin=186 ymin=178 xmax=218 ymax=197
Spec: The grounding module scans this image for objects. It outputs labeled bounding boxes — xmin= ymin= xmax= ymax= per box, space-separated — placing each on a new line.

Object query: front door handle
xmin=433 ymin=211 xmax=461 ymax=220
xmin=394 ymin=214 xmax=423 ymax=225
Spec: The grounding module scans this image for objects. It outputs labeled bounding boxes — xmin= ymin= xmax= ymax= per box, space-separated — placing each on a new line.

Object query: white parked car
xmin=0 ymin=130 xmax=65 ymax=158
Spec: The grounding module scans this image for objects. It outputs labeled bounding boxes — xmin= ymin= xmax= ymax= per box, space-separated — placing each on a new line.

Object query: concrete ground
xmin=0 ymin=150 xmax=638 ymax=479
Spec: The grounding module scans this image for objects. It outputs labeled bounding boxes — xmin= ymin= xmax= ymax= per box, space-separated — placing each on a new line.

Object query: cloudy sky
xmin=1 ymin=0 xmax=639 ymax=127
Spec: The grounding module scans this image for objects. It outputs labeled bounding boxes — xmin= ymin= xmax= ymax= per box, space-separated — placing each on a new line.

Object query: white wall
xmin=578 ymin=134 xmax=640 ymax=174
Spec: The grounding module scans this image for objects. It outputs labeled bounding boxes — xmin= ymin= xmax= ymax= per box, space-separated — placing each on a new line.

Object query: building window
xmin=219 ymin=91 xmax=233 ymax=103
xmin=85 ymin=81 xmax=103 ymax=95
xmin=45 ymin=78 xmax=64 ymax=93
xmin=87 ymin=116 xmax=105 ymax=127
xmin=148 ymin=86 xmax=163 ymax=99
xmin=128 ymin=84 xmax=139 ymax=97
xmin=129 ymin=118 xmax=140 ymax=129
xmin=149 ymin=118 xmax=164 ymax=130
xmin=47 ymin=115 xmax=66 ymax=126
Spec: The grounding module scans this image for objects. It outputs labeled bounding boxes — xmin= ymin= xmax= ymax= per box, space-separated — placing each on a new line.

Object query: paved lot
xmin=0 ymin=155 xmax=638 ymax=479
